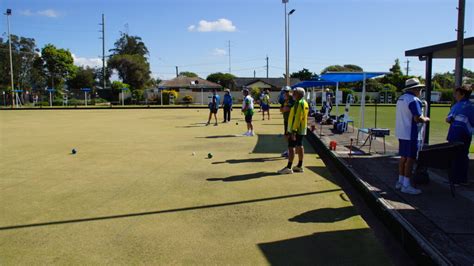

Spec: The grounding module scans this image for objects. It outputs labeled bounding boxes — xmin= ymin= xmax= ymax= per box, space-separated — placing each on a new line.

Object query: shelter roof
xmin=405 ymin=37 xmax=474 ymax=59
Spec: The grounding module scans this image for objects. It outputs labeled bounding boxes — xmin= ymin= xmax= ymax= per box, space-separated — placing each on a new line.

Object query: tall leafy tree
xmin=110 ymin=33 xmax=149 ymax=57
xmin=67 ymin=66 xmax=95 ymax=90
xmin=179 ymin=71 xmax=198 ymax=78
xmin=206 ymin=72 xmax=235 ymax=88
xmin=108 ymin=54 xmax=151 ymax=90
xmin=108 ymin=33 xmax=151 ymax=91
xmin=39 ymin=44 xmax=75 ymax=89
xmin=321 ymin=64 xmax=363 ymax=74
xmin=0 ymin=35 xmax=40 ymax=90
xmin=290 ymin=68 xmax=315 ymax=81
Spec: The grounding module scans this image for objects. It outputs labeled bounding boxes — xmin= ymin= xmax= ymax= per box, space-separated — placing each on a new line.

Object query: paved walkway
xmin=310 ymin=122 xmax=474 ymax=265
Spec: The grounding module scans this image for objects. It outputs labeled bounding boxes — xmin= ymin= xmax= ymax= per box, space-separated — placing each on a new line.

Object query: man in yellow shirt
xmin=278 ymin=87 xmax=309 ymax=174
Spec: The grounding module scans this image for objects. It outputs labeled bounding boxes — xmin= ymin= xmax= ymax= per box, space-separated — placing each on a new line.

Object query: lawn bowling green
xmin=0 ymin=109 xmax=390 ymax=264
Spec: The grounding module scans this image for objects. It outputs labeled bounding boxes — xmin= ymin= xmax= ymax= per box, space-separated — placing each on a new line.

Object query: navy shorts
xmin=288 ymin=134 xmax=304 ymax=148
xmin=261 ymin=104 xmax=270 ymax=111
xmin=399 ymin=139 xmax=418 ymax=159
xmin=245 ymin=114 xmax=253 ymax=123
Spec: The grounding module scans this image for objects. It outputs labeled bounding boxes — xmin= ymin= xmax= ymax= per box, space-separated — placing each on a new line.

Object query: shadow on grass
xmin=207 ymin=172 xmax=279 ymax=182
xmin=212 ymin=157 xmax=284 ymax=165
xmin=252 ymin=134 xmax=316 ymax=154
xmin=258 ymin=228 xmax=388 ymax=265
xmin=289 ymin=206 xmax=358 ymax=223
xmin=0 ymin=189 xmax=341 ymax=231
xmin=306 ymin=166 xmax=341 ymax=186
xmin=196 ymin=135 xmax=242 ymax=139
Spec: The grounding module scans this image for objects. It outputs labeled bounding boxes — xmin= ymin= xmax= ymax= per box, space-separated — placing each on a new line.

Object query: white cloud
xmin=19 ymin=10 xmax=34 ymax=16
xmin=72 ymin=54 xmax=102 ymax=68
xmin=212 ymin=48 xmax=227 ymax=56
xmin=188 ymin=18 xmax=237 ymax=32
xmin=19 ymin=9 xmax=60 ymax=18
xmin=37 ymin=9 xmax=59 ymax=18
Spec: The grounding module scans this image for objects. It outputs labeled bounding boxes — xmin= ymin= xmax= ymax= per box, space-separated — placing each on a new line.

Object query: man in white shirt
xmin=395 ymin=78 xmax=430 ymax=195
xmin=241 ymin=88 xmax=255 ymax=136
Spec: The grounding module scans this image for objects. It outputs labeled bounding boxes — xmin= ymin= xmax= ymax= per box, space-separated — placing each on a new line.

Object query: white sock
xmin=398 ymin=175 xmax=404 ymax=183
xmin=403 ymin=177 xmax=411 ymax=187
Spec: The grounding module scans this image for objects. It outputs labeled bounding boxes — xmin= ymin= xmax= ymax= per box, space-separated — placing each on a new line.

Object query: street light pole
xmin=283 ymin=0 xmax=288 ymax=86
xmin=288 ymin=9 xmax=295 ymax=87
xmin=5 ymin=9 xmax=14 ymax=108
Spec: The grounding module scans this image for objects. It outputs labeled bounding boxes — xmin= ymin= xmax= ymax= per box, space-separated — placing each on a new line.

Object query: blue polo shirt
xmin=447 ymin=98 xmax=474 ymax=141
xmin=223 ymin=94 xmax=232 ymax=106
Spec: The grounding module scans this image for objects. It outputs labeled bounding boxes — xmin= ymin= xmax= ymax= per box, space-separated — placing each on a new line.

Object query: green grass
xmin=334 ymin=105 xmax=473 ymax=152
xmin=0 ymin=109 xmax=390 ymax=264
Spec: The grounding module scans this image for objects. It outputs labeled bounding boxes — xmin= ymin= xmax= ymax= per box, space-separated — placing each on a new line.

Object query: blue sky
xmin=2 ymin=0 xmax=473 ymax=80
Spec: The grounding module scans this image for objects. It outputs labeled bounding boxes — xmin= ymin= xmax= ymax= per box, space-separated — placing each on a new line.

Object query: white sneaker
xmin=248 ymin=131 xmax=254 ymax=136
xmin=401 ymin=185 xmax=422 ymax=195
xmin=243 ymin=132 xmax=250 ymax=136
xmin=395 ymin=181 xmax=402 ymax=190
xmin=292 ymin=166 xmax=304 ymax=173
xmin=277 ymin=167 xmax=293 ymax=174
xmin=281 ymin=150 xmax=288 ymax=157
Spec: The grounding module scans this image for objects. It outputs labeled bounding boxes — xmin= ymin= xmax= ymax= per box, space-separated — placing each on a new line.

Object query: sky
xmin=2 ymin=0 xmax=473 ymax=81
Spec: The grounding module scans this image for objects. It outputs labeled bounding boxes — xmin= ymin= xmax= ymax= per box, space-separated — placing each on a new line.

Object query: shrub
xmin=182 ymin=95 xmax=193 ymax=104
xmin=340 ymin=88 xmax=354 ymax=103
xmin=162 ymin=90 xmax=179 ymax=105
xmin=250 ymin=87 xmax=261 ymax=101
xmin=436 ymin=89 xmax=454 ymax=102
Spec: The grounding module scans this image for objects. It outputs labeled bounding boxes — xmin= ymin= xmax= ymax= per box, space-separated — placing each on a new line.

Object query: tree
xmin=108 ymin=54 xmax=151 ymax=90
xmin=321 ymin=64 xmax=363 ymax=74
xmin=39 ymin=44 xmax=75 ymax=89
xmin=432 ymin=72 xmax=455 ymax=90
xmin=290 ymin=68 xmax=315 ymax=81
xmin=111 ymin=81 xmax=130 ymax=91
xmin=67 ymin=66 xmax=95 ymax=90
xmin=389 ymin=59 xmax=403 ymax=76
xmin=108 ymin=33 xmax=151 ymax=90
xmin=206 ymin=72 xmax=235 ymax=88
xmin=109 ymin=33 xmax=149 ymax=57
xmin=179 ymin=71 xmax=198 ymax=78
xmin=0 ymin=35 xmax=40 ymax=90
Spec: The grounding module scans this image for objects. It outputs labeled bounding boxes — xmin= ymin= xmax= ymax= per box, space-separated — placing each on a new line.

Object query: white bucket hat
xmin=403 ymin=78 xmax=425 ymax=92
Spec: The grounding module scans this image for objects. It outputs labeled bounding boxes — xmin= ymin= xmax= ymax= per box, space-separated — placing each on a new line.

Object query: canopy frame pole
xmin=360 ymin=73 xmax=367 ymax=129
xmin=335 ymin=82 xmax=339 ymax=117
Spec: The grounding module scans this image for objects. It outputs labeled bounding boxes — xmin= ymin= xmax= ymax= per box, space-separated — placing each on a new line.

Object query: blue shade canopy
xmin=320 ymin=72 xmax=387 ymax=83
xmin=292 ymin=80 xmax=337 ymax=88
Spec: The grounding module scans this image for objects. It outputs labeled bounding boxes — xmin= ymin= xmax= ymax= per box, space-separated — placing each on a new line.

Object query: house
xmin=232 ymin=77 xmax=301 ymax=91
xmin=148 ymin=75 xmax=222 ymax=104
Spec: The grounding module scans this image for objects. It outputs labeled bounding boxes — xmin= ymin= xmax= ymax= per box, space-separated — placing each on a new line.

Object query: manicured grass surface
xmin=335 ymin=104 xmax=473 ymax=152
xmin=0 ymin=109 xmax=389 ymax=264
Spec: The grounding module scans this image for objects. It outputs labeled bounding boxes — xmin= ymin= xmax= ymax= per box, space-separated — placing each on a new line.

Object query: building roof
xmin=405 ymin=37 xmax=474 ymax=59
xmin=158 ymin=76 xmax=222 ymax=89
xmin=233 ymin=77 xmax=301 ymax=89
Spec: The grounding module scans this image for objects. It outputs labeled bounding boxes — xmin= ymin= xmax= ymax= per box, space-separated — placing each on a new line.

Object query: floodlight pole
xmin=287 ymin=9 xmax=295 ymax=86
xmin=283 ymin=0 xmax=289 ymax=86
xmin=5 ymin=9 xmax=14 ymax=108
xmin=84 ymin=91 xmax=88 ymax=107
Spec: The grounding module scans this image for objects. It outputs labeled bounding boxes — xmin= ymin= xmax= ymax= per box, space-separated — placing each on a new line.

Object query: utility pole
xmin=5 ymin=9 xmax=14 ymax=108
xmin=175 ymin=66 xmax=179 ymax=77
xmin=266 ymin=56 xmax=269 ymax=78
xmin=454 ymin=0 xmax=465 ymax=89
xmin=405 ymin=59 xmax=410 ymax=76
xmin=99 ymin=14 xmax=106 ymax=89
xmin=253 ymin=70 xmax=256 ymax=78
xmin=228 ymin=40 xmax=231 ymax=74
